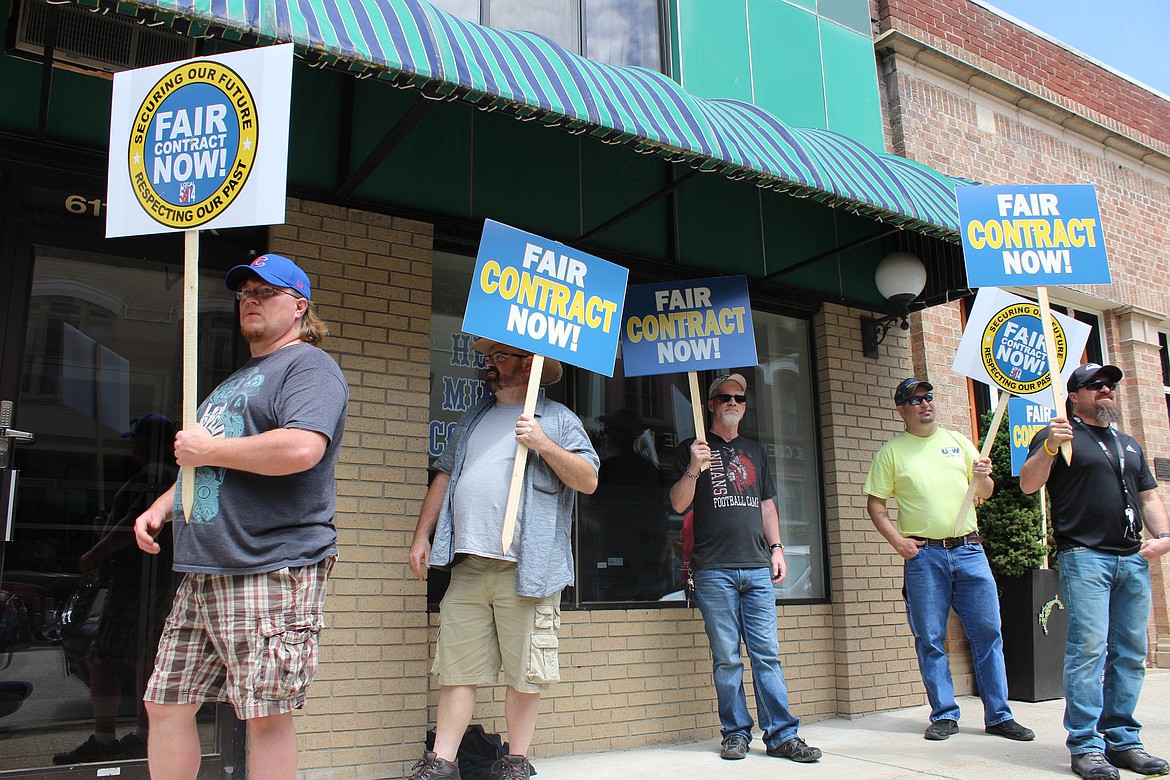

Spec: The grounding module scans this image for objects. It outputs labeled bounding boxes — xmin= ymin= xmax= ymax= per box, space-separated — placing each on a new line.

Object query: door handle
xmin=0 ymin=399 xmax=35 ymax=470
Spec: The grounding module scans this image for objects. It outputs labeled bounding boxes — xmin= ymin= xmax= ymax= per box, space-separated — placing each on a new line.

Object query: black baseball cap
xmin=894 ymin=378 xmax=933 ymax=405
xmin=1066 ymin=363 xmax=1123 ymax=393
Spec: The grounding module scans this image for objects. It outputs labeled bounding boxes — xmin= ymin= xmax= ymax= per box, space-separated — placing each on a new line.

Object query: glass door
xmin=0 ymin=242 xmax=242 ymax=775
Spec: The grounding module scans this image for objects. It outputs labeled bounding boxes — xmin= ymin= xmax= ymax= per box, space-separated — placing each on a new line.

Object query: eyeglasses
xmin=905 ymin=393 xmax=934 ymax=406
xmin=1080 ymin=379 xmax=1117 ymax=391
xmin=713 ymin=394 xmax=747 ymax=404
xmin=486 ymin=351 xmax=528 ymax=365
xmin=235 ymin=285 xmax=300 ymax=301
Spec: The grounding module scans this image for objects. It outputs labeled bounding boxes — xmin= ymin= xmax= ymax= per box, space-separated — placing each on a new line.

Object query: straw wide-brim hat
xmin=471 ymin=338 xmax=564 ymax=385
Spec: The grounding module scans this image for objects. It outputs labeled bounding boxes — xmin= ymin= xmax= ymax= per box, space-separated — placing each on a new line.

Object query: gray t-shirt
xmin=172 ymin=343 xmax=349 ymax=575
xmin=452 ymin=402 xmax=523 ymax=560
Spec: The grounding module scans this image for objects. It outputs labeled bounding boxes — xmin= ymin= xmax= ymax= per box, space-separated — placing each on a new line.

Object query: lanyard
xmin=1072 ymin=416 xmax=1138 ymax=540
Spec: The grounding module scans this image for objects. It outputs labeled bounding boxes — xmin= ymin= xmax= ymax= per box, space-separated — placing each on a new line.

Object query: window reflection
xmin=426 ymin=0 xmax=664 ymax=70
xmin=427 ymin=255 xmax=826 ymax=606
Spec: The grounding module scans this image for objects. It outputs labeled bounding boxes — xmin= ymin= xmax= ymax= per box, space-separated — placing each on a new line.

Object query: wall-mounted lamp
xmin=860 ymin=251 xmax=927 ymax=359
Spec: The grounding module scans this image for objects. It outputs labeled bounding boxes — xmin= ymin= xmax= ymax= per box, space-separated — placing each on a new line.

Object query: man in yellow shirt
xmin=864 ymin=378 xmax=1033 ymax=743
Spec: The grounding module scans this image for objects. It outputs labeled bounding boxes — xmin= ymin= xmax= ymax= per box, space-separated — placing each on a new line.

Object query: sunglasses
xmin=235 ymin=285 xmax=300 ymax=301
xmin=1080 ymin=379 xmax=1117 ymax=391
xmin=485 ymin=351 xmax=528 ymax=364
xmin=713 ymin=394 xmax=747 ymax=404
xmin=905 ymin=393 xmax=934 ymax=406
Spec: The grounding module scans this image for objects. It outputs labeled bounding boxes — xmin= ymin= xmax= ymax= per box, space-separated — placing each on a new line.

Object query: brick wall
xmin=269 ymin=199 xmax=839 ymax=777
xmin=268 ymin=198 xmax=436 ymax=778
xmin=877 ymin=0 xmax=1170 ymax=668
xmin=876 ymin=0 xmax=1170 ymax=151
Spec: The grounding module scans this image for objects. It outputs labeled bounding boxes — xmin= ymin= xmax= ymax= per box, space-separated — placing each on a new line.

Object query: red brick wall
xmin=876 ymin=0 xmax=1170 ymax=150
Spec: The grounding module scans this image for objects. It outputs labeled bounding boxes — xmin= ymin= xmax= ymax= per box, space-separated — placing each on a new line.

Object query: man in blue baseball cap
xmin=133 ymin=252 xmax=348 ymax=780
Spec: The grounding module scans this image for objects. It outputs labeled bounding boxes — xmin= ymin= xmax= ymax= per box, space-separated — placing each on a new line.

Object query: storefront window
xmin=427 ymin=0 xmax=664 ymax=71
xmin=428 ymin=253 xmax=827 ymax=605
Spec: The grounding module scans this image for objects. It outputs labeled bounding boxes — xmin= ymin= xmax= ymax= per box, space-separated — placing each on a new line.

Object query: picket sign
xmin=181 ymin=230 xmax=198 ymax=523
xmin=500 ymin=355 xmax=546 ymax=554
xmin=687 ymin=372 xmax=708 ymax=472
xmin=952 ymin=391 xmax=1009 ymax=537
xmin=1036 ymin=287 xmax=1072 ymax=464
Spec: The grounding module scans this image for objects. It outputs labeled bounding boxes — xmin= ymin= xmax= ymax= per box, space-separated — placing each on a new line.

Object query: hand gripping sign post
xmin=107 ymin=45 xmax=293 ymax=521
xmin=957 ymin=183 xmax=1111 ymax=464
xmin=951 ymin=286 xmax=1091 ymax=535
xmin=619 ymin=276 xmax=756 ymax=468
xmin=462 ymin=220 xmax=628 ymax=553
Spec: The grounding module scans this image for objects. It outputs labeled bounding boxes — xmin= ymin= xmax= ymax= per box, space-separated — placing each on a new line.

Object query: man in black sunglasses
xmin=669 ymin=373 xmax=821 ymax=764
xmin=864 ymin=378 xmax=1033 ymax=744
xmin=1021 ymin=363 xmax=1170 ymax=780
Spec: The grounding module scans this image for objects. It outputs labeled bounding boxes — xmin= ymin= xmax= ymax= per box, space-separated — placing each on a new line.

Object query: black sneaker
xmin=52 ymin=736 xmax=118 ymax=766
xmin=117 ymin=733 xmax=148 ymax=759
xmin=1072 ymin=752 xmax=1120 ymax=780
xmin=492 ymin=754 xmax=534 ymax=780
xmin=1104 ymin=747 xmax=1170 ymax=776
xmin=408 ymin=751 xmax=461 ymax=780
xmin=986 ymin=719 xmax=1035 ymax=741
xmin=766 ymin=736 xmax=822 ymax=763
xmin=925 ymin=719 xmax=958 ymax=740
xmin=720 ymin=733 xmax=750 ymax=760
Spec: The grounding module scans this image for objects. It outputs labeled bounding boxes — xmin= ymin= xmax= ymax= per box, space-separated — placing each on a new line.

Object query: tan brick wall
xmin=268 ymin=198 xmax=436 ymax=779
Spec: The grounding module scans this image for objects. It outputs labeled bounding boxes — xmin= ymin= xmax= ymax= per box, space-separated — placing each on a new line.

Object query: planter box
xmin=998 ymin=568 xmax=1068 ymax=702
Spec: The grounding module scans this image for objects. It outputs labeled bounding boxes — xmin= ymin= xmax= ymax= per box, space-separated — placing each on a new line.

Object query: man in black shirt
xmin=670 ymin=373 xmax=820 ymax=764
xmin=1021 ymin=363 xmax=1170 ymax=780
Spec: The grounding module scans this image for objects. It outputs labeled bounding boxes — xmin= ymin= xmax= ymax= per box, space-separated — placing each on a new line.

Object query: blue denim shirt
xmin=429 ymin=391 xmax=599 ymax=598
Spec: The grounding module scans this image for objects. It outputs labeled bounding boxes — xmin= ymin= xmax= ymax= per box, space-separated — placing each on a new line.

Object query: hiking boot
xmin=117 ymin=733 xmax=148 ymax=759
xmin=766 ymin=736 xmax=822 ymax=763
xmin=1072 ymin=752 xmax=1120 ymax=780
xmin=925 ymin=719 xmax=958 ymax=740
xmin=1104 ymin=747 xmax=1170 ymax=776
xmin=986 ymin=719 xmax=1035 ymax=741
xmin=408 ymin=751 xmax=461 ymax=780
xmin=52 ymin=735 xmax=117 ymax=765
xmin=720 ymin=733 xmax=750 ymax=760
xmin=492 ymin=754 xmax=533 ymax=780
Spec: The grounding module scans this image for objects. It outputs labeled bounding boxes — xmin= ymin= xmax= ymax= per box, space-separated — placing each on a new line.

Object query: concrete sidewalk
xmin=532 ymin=669 xmax=1170 ymax=779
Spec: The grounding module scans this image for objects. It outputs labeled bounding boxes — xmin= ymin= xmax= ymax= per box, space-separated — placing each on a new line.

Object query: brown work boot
xmin=408 ymin=751 xmax=460 ymax=780
xmin=492 ymin=754 xmax=534 ymax=780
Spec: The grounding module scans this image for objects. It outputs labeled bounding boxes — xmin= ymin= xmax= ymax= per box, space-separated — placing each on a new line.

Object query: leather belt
xmin=911 ymin=534 xmax=984 ymax=549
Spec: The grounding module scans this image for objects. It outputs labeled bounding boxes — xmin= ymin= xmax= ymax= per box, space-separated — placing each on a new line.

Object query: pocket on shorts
xmin=526 ymin=633 xmax=560 ymax=685
xmin=257 ymin=615 xmax=322 ymax=701
xmin=525 ymin=605 xmax=561 ymax=685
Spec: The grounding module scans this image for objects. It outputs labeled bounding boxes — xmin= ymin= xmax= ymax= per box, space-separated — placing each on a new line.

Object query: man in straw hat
xmin=408 ymin=340 xmax=598 ymax=780
xmin=865 ymin=378 xmax=1033 ymax=744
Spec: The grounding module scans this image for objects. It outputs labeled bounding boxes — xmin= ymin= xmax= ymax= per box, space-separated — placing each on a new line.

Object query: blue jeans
xmin=692 ymin=567 xmax=799 ymax=748
xmin=902 ymin=543 xmax=1013 ymax=725
xmin=1058 ymin=547 xmax=1151 ymax=755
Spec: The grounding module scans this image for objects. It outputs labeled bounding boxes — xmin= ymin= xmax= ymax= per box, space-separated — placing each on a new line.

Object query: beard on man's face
xmin=1094 ymin=398 xmax=1123 ymax=425
xmin=719 ymin=407 xmax=743 ymax=426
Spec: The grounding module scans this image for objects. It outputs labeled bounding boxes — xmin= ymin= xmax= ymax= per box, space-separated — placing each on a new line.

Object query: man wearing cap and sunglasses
xmin=670 ymin=373 xmax=821 ymax=764
xmin=408 ymin=340 xmax=598 ymax=780
xmin=132 ymin=254 xmax=349 ymax=780
xmin=865 ymin=378 xmax=1034 ymax=744
xmin=1021 ymin=363 xmax=1170 ymax=780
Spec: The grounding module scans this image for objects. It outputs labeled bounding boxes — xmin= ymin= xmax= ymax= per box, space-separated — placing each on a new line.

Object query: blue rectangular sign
xmin=620 ymin=276 xmax=756 ymax=377
xmin=957 ymin=184 xmax=1111 ymax=288
xmin=1008 ymin=397 xmax=1056 ymax=476
xmin=461 ymin=220 xmax=628 ymax=377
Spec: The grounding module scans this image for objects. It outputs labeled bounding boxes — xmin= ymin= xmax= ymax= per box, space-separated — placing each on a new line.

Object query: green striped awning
xmin=92 ymin=0 xmax=968 ymax=238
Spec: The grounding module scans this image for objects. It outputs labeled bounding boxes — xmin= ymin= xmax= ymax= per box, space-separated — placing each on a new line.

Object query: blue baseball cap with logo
xmin=224 ymin=254 xmax=311 ymax=300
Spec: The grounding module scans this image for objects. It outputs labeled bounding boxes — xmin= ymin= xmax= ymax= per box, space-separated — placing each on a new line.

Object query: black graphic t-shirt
xmin=674 ymin=433 xmax=777 ymax=570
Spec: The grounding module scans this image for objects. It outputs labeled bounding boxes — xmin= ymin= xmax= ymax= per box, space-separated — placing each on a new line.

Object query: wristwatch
xmin=770 ymin=543 xmax=784 ymax=551
xmin=1158 ymin=533 xmax=1170 ymax=540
